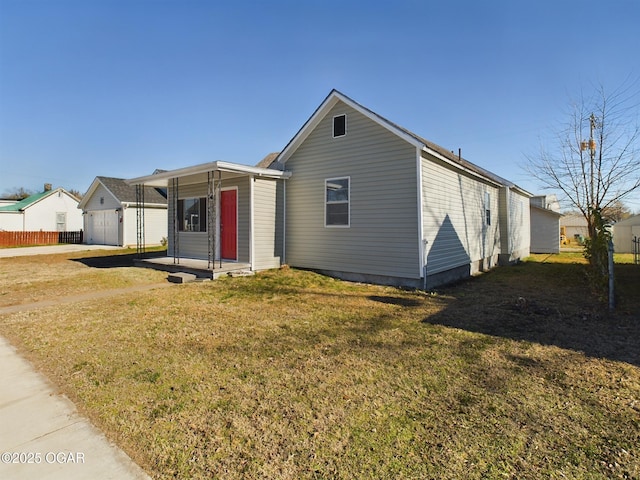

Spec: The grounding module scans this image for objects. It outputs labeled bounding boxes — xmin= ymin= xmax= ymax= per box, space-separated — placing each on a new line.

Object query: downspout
xmin=282 ymin=179 xmax=286 ymax=265
xmin=416 ymin=147 xmax=426 ymax=289
xmin=249 ymin=175 xmax=254 ymax=270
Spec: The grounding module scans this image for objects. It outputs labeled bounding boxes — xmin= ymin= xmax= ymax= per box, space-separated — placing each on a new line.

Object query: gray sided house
xmin=79 ymin=176 xmax=168 ymax=247
xmin=127 ymin=90 xmax=531 ymax=288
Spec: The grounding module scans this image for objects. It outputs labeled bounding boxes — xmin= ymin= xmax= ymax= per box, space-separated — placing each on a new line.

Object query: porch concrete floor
xmin=134 ymin=256 xmax=251 ymax=279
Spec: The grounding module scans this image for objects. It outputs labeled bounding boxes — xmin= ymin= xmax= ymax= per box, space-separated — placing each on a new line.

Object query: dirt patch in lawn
xmin=0 ymin=254 xmax=638 ymax=479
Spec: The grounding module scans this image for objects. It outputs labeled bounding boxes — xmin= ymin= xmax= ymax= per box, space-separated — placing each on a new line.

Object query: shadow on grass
xmin=71 ymin=249 xmax=167 ymax=268
xmin=367 ymin=295 xmax=423 ymax=307
xmin=422 ymin=262 xmax=640 ymax=367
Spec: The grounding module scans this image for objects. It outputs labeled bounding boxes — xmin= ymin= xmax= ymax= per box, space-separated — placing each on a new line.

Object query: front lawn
xmin=0 ymin=254 xmax=638 ymax=479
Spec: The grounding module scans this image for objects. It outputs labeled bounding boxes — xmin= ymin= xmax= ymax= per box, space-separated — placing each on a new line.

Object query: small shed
xmin=612 ymin=215 xmax=640 ymax=253
xmin=0 ymin=185 xmax=82 ymax=232
xmin=78 ymin=176 xmax=168 ymax=247
xmin=530 ymin=195 xmax=561 ymax=253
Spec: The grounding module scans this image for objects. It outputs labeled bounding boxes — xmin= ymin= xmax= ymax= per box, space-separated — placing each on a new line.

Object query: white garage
xmin=85 ymin=209 xmax=120 ymax=246
xmin=612 ymin=214 xmax=640 ymax=254
xmin=79 ymin=176 xmax=168 ymax=247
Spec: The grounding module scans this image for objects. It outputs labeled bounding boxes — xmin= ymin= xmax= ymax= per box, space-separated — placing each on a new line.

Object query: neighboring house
xmin=0 ymin=185 xmax=82 ymax=232
xmin=612 ymin=214 xmax=640 ymax=253
xmin=127 ymin=89 xmax=531 ymax=288
xmin=78 ymin=176 xmax=168 ymax=247
xmin=530 ymin=195 xmax=561 ymax=254
xmin=560 ymin=213 xmax=589 ymax=243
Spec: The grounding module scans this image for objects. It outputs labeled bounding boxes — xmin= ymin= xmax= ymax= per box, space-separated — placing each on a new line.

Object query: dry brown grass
xmin=0 ymin=253 xmax=638 ymax=479
xmin=0 ymin=249 xmax=168 ymax=306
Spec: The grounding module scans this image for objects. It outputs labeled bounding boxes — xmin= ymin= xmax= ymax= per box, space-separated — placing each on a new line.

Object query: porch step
xmin=167 ymin=272 xmax=197 ymax=284
xmin=227 ymin=270 xmax=255 ymax=278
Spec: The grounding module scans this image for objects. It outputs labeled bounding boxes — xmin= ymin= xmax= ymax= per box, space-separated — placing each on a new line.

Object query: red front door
xmin=221 ymin=189 xmax=237 ymax=260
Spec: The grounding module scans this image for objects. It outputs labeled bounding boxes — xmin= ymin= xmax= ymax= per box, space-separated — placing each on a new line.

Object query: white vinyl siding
xmin=22 ymin=191 xmax=83 ymax=232
xmin=530 ymin=207 xmax=560 ymax=254
xmin=285 ymin=101 xmax=420 ymax=279
xmin=421 ymin=154 xmax=501 ymax=276
xmin=253 ymin=178 xmax=284 ymax=270
xmin=122 ymin=207 xmax=167 ymax=247
xmin=507 ymin=189 xmax=531 ymax=259
xmin=82 ymin=184 xmax=120 ymax=210
xmin=612 ymin=216 xmax=640 ymax=253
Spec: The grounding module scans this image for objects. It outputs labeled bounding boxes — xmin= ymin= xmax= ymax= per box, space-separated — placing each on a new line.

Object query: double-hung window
xmin=325 ymin=177 xmax=350 ymax=227
xmin=177 ymin=197 xmax=207 ymax=232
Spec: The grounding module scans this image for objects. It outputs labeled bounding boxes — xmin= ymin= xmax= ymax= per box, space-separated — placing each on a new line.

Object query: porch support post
xmin=135 ymin=183 xmax=145 ymax=258
xmin=172 ymin=177 xmax=179 ymax=264
xmin=217 ymin=170 xmax=222 ymax=269
xmin=207 ymin=171 xmax=215 ymax=270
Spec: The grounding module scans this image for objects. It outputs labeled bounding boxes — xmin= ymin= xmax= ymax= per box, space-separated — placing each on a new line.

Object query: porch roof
xmin=126 ymin=160 xmax=291 ymax=187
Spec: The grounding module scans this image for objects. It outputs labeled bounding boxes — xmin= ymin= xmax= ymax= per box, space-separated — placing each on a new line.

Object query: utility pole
xmin=589 ymin=113 xmax=597 ymax=209
xmin=580 ymin=113 xmax=598 ymax=208
xmin=581 ymin=113 xmax=598 ymax=209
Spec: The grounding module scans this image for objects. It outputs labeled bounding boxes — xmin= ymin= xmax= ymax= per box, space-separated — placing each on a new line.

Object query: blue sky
xmin=1 ymin=0 xmax=639 ymax=210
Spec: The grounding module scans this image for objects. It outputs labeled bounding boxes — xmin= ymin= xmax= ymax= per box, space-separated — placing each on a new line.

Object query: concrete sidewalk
xmin=0 ymin=336 xmax=151 ymax=479
xmin=0 ymin=244 xmax=124 ymax=258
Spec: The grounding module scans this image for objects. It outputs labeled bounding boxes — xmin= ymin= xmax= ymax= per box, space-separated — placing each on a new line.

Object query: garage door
xmin=87 ymin=210 xmax=119 ymax=245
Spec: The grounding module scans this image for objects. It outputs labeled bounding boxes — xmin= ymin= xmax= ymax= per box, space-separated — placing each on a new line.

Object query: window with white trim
xmin=325 ymin=177 xmax=350 ymax=227
xmin=484 ymin=192 xmax=491 ymax=226
xmin=177 ymin=197 xmax=207 ymax=232
xmin=333 ymin=114 xmax=346 ymax=137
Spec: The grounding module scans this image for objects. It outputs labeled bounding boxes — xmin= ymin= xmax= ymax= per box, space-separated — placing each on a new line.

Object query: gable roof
xmin=0 ymin=188 xmax=78 ymax=212
xmin=255 ymin=152 xmax=280 ymax=169
xmin=276 ymin=89 xmax=531 ymax=196
xmin=613 ymin=214 xmax=640 ymax=226
xmin=78 ymin=176 xmax=167 ymax=210
xmin=530 ymin=204 xmax=562 ymax=217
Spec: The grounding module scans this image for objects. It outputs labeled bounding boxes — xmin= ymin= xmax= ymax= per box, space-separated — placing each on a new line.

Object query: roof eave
xmin=126 ymin=161 xmax=291 ymax=187
xmin=421 ymin=146 xmax=504 ymax=189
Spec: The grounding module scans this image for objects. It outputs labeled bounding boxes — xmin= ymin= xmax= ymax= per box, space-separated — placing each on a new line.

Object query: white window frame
xmin=325 ymin=176 xmax=350 ymax=228
xmin=56 ymin=212 xmax=66 ymax=232
xmin=332 ymin=114 xmax=347 ymax=138
xmin=484 ymin=192 xmax=491 ymax=226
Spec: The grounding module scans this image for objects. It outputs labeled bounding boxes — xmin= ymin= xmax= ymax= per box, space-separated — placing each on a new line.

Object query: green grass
xmin=0 ymin=254 xmax=638 ymax=479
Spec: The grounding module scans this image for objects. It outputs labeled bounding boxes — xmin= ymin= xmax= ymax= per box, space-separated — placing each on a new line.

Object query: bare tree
xmin=602 ymin=199 xmax=632 ymax=223
xmin=527 ymin=79 xmax=640 ymax=237
xmin=2 ymin=187 xmax=35 ymax=200
xmin=68 ymin=189 xmax=84 ymax=200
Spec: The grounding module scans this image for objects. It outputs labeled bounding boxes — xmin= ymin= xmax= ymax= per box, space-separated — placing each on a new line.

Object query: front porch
xmin=126 ymin=160 xmax=289 ymax=277
xmin=134 ymin=256 xmax=252 ymax=279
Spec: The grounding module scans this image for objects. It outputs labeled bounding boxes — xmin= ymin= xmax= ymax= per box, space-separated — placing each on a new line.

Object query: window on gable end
xmin=333 ymin=114 xmax=346 ymax=138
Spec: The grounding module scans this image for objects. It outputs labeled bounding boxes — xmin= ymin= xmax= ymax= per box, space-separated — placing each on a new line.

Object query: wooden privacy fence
xmin=0 ymin=230 xmax=83 ymax=247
